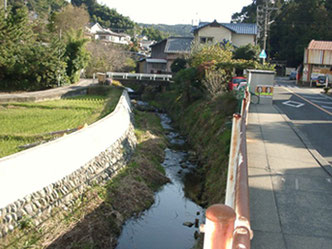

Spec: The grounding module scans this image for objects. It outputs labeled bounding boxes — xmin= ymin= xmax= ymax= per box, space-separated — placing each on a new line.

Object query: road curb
xmin=274 ymin=104 xmax=332 ymax=177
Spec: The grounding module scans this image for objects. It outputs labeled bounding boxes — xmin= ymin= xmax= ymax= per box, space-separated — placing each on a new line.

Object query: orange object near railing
xmin=201 ymin=90 xmax=252 ymax=249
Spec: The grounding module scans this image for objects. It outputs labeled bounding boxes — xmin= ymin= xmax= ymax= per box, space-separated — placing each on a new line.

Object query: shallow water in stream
xmin=115 ymin=107 xmax=204 ymax=249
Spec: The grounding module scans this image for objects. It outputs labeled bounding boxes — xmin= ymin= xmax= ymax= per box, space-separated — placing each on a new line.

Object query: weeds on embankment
xmin=150 ymin=87 xmax=238 ymax=207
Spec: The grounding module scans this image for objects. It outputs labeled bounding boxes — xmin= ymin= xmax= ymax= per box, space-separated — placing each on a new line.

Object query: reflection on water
xmin=116 ymin=106 xmax=204 ymax=249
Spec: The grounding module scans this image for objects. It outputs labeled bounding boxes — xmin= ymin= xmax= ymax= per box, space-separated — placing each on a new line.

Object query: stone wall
xmin=0 ymin=91 xmax=137 ymax=238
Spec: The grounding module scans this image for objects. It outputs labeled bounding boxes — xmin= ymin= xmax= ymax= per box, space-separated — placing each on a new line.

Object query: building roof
xmin=165 ymin=37 xmax=194 ymax=53
xmin=150 ymin=39 xmax=167 ymax=48
xmin=308 ymin=40 xmax=332 ymax=51
xmin=192 ymin=21 xmax=257 ymax=35
xmin=222 ymin=23 xmax=257 ymax=35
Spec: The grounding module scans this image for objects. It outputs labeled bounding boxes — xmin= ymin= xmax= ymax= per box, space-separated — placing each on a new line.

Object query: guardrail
xmin=105 ymin=72 xmax=172 ymax=81
xmin=201 ymin=90 xmax=252 ymax=249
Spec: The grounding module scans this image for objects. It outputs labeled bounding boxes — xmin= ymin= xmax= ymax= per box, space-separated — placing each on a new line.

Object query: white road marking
xmin=326 ymin=178 xmax=332 ymax=183
xmin=293 ymin=120 xmax=332 ymax=124
xmin=295 ymin=178 xmax=299 ymax=190
xmin=282 ymin=100 xmax=305 ymax=108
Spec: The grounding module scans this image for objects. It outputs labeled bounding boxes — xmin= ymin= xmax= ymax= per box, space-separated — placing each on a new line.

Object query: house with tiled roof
xmin=192 ymin=20 xmax=257 ymax=47
xmin=302 ymin=40 xmax=332 ymax=83
xmin=137 ymin=36 xmax=193 ymax=73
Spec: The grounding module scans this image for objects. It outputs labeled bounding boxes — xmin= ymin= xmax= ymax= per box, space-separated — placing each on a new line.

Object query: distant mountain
xmin=139 ymin=23 xmax=193 ymax=37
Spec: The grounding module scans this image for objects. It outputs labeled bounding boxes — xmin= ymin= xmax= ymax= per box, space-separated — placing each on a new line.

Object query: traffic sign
xmin=259 ymin=50 xmax=267 ymax=59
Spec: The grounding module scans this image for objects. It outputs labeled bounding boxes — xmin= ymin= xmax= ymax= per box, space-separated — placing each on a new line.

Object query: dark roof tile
xmin=192 ymin=21 xmax=257 ymax=35
xmin=164 ymin=37 xmax=194 ymax=53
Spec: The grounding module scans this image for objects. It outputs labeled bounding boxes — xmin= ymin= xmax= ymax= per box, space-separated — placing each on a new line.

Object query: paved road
xmin=248 ymin=104 xmax=332 ymax=249
xmin=0 ymin=79 xmax=95 ymax=103
xmin=273 ymin=77 xmax=332 ymax=164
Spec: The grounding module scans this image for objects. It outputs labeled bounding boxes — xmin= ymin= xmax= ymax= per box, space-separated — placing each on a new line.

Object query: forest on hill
xmin=232 ymin=0 xmax=332 ymax=66
xmin=138 ymin=23 xmax=193 ymax=37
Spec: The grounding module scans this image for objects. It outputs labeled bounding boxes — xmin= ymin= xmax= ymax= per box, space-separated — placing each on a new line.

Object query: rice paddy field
xmin=0 ymin=87 xmax=123 ymax=158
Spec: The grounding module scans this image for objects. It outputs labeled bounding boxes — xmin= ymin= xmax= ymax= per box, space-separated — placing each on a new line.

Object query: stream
xmin=115 ymin=99 xmax=205 ymax=249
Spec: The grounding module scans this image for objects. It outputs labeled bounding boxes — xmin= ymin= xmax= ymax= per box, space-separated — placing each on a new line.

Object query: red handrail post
xmin=203 ymin=204 xmax=236 ymax=249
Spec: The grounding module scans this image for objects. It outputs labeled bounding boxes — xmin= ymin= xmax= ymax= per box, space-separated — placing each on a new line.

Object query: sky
xmin=99 ymin=0 xmax=253 ymax=25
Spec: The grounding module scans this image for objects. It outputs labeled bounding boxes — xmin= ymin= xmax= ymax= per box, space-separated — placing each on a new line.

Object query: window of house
xmin=200 ymin=37 xmax=214 ymax=44
xmin=152 ymin=63 xmax=165 ymax=70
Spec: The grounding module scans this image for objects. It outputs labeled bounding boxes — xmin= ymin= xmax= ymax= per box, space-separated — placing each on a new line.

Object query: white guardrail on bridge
xmin=105 ymin=72 xmax=172 ymax=81
xmin=201 ymin=90 xmax=253 ymax=249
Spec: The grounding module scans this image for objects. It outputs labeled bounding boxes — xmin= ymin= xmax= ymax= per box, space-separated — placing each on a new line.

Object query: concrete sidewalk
xmin=0 ymin=79 xmax=95 ymax=103
xmin=247 ymin=104 xmax=332 ymax=249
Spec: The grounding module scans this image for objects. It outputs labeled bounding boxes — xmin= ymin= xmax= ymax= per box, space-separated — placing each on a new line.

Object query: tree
xmin=7 ymin=0 xmax=68 ymax=18
xmin=270 ymin=0 xmax=332 ymax=66
xmin=0 ymin=6 xmax=68 ymax=90
xmin=171 ymin=58 xmax=187 ymax=73
xmin=142 ymin=27 xmax=168 ymax=41
xmin=233 ymin=44 xmax=260 ymax=61
xmin=64 ymin=29 xmax=90 ymax=83
xmin=0 ymin=7 xmax=34 ymax=87
xmin=85 ymin=41 xmax=134 ymax=77
xmin=232 ymin=0 xmax=332 ymax=66
xmin=49 ymin=4 xmax=90 ymax=33
xmin=189 ymin=44 xmax=233 ymax=68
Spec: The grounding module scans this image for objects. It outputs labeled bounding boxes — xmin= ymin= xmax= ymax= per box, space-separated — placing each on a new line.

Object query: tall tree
xmin=232 ymin=0 xmax=332 ymax=66
xmin=49 ymin=4 xmax=90 ymax=33
xmin=270 ymin=0 xmax=332 ymax=66
xmin=64 ymin=29 xmax=90 ymax=83
xmin=0 ymin=6 xmax=68 ymax=90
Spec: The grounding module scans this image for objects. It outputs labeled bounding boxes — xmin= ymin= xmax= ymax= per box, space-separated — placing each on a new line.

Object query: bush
xmin=171 ymin=58 xmax=187 ymax=73
xmin=233 ymin=44 xmax=260 ymax=61
xmin=174 ymin=68 xmax=204 ymax=104
xmin=202 ymin=68 xmax=228 ymax=98
xmin=189 ymin=44 xmax=232 ymax=68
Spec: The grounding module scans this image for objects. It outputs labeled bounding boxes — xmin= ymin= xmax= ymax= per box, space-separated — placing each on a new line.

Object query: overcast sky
xmin=99 ymin=0 xmax=253 ymax=25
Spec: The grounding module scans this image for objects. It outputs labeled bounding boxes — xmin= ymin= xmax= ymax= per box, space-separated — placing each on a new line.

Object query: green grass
xmin=0 ymin=87 xmax=122 ymax=158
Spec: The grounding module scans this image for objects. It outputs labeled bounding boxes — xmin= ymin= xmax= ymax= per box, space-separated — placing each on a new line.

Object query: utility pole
xmin=4 ymin=0 xmax=6 ymax=10
xmin=257 ymin=0 xmax=278 ymax=63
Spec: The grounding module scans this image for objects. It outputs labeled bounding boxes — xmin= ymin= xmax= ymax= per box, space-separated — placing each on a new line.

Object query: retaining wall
xmin=0 ymin=90 xmax=137 ymax=238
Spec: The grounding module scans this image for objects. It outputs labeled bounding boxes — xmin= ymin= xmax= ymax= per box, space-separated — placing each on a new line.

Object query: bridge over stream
xmin=96 ymin=72 xmax=173 ymax=86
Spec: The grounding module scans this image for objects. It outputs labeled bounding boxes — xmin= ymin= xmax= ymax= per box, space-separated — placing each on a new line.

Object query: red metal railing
xmin=201 ymin=90 xmax=252 ymax=249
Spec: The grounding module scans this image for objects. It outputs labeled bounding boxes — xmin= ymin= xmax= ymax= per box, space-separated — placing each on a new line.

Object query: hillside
xmin=139 ymin=23 xmax=193 ymax=37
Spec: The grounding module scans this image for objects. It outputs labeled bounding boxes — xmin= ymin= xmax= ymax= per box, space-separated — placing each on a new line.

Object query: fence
xmin=106 ymin=72 xmax=172 ymax=81
xmin=201 ymin=90 xmax=252 ymax=249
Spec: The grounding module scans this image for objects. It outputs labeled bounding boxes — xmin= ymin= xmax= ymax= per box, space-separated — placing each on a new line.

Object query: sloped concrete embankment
xmin=0 ymin=91 xmax=137 ymax=238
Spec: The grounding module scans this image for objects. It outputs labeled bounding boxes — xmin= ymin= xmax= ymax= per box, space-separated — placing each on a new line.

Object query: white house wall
xmin=231 ymin=33 xmax=255 ymax=47
xmin=195 ymin=26 xmax=232 ymax=44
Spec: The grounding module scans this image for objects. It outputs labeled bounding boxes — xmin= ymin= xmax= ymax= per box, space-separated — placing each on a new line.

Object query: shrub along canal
xmin=116 ymin=101 xmax=204 ymax=249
